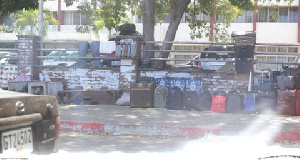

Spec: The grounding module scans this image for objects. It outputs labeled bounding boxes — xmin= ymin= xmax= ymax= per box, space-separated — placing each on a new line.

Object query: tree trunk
xmin=141 ymin=0 xmax=156 ymax=66
xmin=155 ymin=0 xmax=191 ymax=68
xmin=93 ymin=0 xmax=97 ymax=11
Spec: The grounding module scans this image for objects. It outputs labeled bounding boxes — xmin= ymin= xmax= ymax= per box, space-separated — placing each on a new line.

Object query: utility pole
xmin=39 ymin=0 xmax=43 ymax=40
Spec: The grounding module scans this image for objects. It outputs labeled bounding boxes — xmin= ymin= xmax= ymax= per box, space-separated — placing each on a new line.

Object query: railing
xmin=36 ymin=41 xmax=121 ymax=68
xmin=141 ymin=41 xmax=300 ymax=72
xmin=1 ymin=39 xmax=300 ymax=71
xmin=0 ymin=41 xmax=18 ymax=65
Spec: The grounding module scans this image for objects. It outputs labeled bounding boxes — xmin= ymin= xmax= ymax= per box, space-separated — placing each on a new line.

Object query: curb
xmin=60 ymin=120 xmax=300 ymax=142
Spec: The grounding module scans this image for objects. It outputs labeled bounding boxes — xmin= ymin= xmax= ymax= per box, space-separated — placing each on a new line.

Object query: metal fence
xmin=142 ymin=41 xmax=300 ymax=72
xmin=1 ymin=40 xmax=300 ymax=72
xmin=35 ymin=41 xmax=121 ymax=68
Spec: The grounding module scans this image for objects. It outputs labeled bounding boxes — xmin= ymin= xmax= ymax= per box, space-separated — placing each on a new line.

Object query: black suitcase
xmin=119 ymin=23 xmax=136 ymax=35
xmin=235 ymin=45 xmax=254 ymax=60
xmin=256 ymin=91 xmax=276 ymax=114
xmin=235 ymin=60 xmax=253 ymax=73
xmin=90 ymin=41 xmax=100 ymax=66
xmin=196 ymin=90 xmax=212 ymax=111
xmin=259 ymin=70 xmax=272 ymax=91
xmin=78 ymin=41 xmax=88 ymax=66
xmin=183 ymin=91 xmax=198 ymax=110
xmin=130 ymin=83 xmax=154 ymax=108
xmin=154 ymin=85 xmax=168 ymax=108
xmin=294 ymin=73 xmax=300 ymax=90
xmin=259 ymin=79 xmax=272 ymax=91
xmin=226 ymin=90 xmax=243 ymax=113
xmin=167 ymin=86 xmax=184 ymax=110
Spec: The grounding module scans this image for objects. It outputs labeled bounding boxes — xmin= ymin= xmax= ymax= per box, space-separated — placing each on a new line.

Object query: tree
xmin=64 ymin=0 xmax=294 ymax=68
xmin=66 ymin=0 xmax=139 ymax=37
xmin=147 ymin=0 xmax=294 ymax=68
xmin=10 ymin=9 xmax=58 ymax=36
xmin=0 ymin=0 xmax=39 ymax=20
xmin=141 ymin=0 xmax=156 ymax=65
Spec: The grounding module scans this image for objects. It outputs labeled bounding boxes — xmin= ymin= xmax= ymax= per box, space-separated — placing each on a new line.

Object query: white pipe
xmin=248 ymin=71 xmax=252 ymax=92
xmin=39 ymin=0 xmax=44 ymax=40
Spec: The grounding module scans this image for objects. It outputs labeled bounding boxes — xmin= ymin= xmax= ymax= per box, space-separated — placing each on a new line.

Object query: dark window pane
xmin=278 ymin=7 xmax=288 ymax=22
xmin=3 ymin=15 xmax=14 ymax=26
xmin=203 ymin=14 xmax=210 ymax=22
xmin=81 ymin=13 xmax=88 ymax=23
xmin=289 ymin=7 xmax=298 ymax=23
xmin=64 ymin=12 xmax=72 ymax=25
xmin=258 ymin=8 xmax=268 ymax=22
xmin=73 ymin=12 xmax=81 ymax=25
xmin=234 ymin=11 xmax=245 ymax=23
xmin=245 ymin=11 xmax=253 ymax=23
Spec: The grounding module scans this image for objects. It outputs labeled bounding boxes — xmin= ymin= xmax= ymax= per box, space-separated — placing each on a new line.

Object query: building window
xmin=278 ymin=47 xmax=287 ymax=52
xmin=257 ymin=46 xmax=267 ymax=52
xmin=73 ymin=12 xmax=81 ymax=25
xmin=258 ymin=7 xmax=298 ymax=23
xmin=234 ymin=12 xmax=246 ymax=23
xmin=258 ymin=8 xmax=268 ymax=22
xmin=278 ymin=7 xmax=288 ymax=23
xmin=288 ymin=47 xmax=298 ymax=53
xmin=3 ymin=15 xmax=14 ymax=26
xmin=233 ymin=11 xmax=253 ymax=23
xmin=289 ymin=7 xmax=298 ymax=23
xmin=245 ymin=11 xmax=253 ymax=23
xmin=64 ymin=11 xmax=86 ymax=25
xmin=174 ymin=45 xmax=184 ymax=50
xmin=267 ymin=46 xmax=276 ymax=52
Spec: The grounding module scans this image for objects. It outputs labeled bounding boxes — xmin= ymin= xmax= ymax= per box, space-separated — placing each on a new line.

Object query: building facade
xmin=0 ymin=0 xmax=299 ymax=71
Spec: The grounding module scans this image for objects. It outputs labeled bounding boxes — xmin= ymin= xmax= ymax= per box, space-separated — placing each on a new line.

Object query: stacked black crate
xmin=231 ymin=31 xmax=256 ymax=73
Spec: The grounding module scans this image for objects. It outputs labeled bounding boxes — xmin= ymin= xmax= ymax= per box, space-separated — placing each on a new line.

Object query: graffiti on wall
xmin=40 ymin=68 xmax=120 ymax=90
xmin=0 ymin=65 xmax=18 ymax=88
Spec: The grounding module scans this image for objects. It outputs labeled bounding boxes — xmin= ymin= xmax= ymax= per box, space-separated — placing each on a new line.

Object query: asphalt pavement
xmin=59 ymin=104 xmax=300 ymax=142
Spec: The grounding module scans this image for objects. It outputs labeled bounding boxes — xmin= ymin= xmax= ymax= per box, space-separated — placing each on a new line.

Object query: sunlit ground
xmin=2 ymin=112 xmax=300 ymax=160
xmin=2 ymin=135 xmax=300 ymax=160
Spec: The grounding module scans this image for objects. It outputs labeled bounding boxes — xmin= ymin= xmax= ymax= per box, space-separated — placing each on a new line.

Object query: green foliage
xmin=66 ymin=0 xmax=295 ymax=41
xmin=155 ymin=0 xmax=172 ymax=23
xmin=75 ymin=0 xmax=100 ymax=34
xmin=67 ymin=0 xmax=139 ymax=36
xmin=0 ymin=25 xmax=13 ymax=33
xmin=186 ymin=0 xmax=253 ymax=41
xmin=0 ymin=0 xmax=39 ymax=19
xmin=10 ymin=9 xmax=58 ymax=36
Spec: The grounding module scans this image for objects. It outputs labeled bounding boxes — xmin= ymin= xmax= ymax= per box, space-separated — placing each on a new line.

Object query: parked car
xmin=175 ymin=45 xmax=235 ymax=71
xmin=0 ymin=52 xmax=18 ymax=65
xmin=0 ymin=89 xmax=60 ymax=154
xmin=43 ymin=51 xmax=79 ymax=66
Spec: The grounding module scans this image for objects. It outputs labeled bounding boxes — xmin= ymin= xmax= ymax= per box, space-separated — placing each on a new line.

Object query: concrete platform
xmin=59 ymin=105 xmax=300 ymax=142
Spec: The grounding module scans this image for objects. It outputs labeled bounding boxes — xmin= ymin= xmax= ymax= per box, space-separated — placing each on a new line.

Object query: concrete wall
xmin=0 ymin=35 xmax=251 ymax=95
xmin=38 ymin=68 xmax=120 ymax=90
xmin=37 ymin=68 xmax=250 ymax=94
xmin=141 ymin=71 xmax=250 ymax=94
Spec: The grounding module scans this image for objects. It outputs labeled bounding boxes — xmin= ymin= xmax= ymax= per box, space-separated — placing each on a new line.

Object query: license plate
xmin=1 ymin=126 xmax=33 ymax=154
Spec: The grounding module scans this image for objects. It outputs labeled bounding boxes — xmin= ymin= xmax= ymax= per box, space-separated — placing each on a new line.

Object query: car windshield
xmin=200 ymin=46 xmax=234 ymax=58
xmin=43 ymin=51 xmax=79 ymax=66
